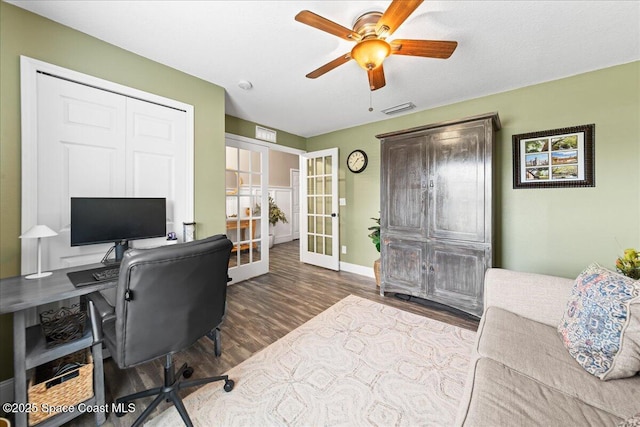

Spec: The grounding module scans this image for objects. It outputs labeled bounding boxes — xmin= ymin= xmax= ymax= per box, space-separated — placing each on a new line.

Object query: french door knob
xmin=331 ymin=213 xmax=337 ymax=217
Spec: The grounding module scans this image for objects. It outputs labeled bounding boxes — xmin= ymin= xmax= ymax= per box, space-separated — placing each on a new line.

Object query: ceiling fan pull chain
xmin=369 ymin=91 xmax=374 ymax=112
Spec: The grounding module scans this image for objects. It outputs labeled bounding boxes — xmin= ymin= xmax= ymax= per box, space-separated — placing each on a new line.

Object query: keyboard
xmin=92 ymin=268 xmax=119 ymax=281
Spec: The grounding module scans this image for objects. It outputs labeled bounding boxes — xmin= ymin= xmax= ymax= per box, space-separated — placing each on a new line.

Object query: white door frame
xmin=20 ymin=56 xmax=194 ymax=275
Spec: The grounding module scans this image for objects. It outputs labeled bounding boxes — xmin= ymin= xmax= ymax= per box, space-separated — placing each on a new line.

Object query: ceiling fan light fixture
xmin=351 ymin=38 xmax=391 ymax=71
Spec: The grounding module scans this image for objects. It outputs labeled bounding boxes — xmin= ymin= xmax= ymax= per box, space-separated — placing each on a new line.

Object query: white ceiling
xmin=8 ymin=1 xmax=640 ymax=138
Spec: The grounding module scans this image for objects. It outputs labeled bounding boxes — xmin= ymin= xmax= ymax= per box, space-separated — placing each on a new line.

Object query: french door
xmin=300 ymin=148 xmax=339 ymax=270
xmin=225 ymin=136 xmax=269 ymax=283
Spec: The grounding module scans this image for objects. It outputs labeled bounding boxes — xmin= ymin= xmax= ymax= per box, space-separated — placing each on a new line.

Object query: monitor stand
xmin=101 ymin=240 xmax=129 ymax=265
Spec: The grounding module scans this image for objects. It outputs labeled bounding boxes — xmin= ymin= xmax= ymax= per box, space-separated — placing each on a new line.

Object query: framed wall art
xmin=512 ymin=124 xmax=595 ymax=189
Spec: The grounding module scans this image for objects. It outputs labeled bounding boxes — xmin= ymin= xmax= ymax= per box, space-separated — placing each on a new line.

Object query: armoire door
xmin=381 ymin=136 xmax=428 ymax=236
xmin=381 ymin=238 xmax=427 ymax=296
xmin=427 ymin=241 xmax=488 ymax=317
xmin=428 ymin=123 xmax=487 ymax=242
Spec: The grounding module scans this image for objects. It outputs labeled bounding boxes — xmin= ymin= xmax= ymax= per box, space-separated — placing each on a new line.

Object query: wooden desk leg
xmin=13 ymin=311 xmax=27 ymax=427
xmin=91 ymin=341 xmax=106 ymax=425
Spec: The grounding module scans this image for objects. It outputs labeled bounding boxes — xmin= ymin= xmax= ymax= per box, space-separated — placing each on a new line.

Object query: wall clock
xmin=347 ymin=149 xmax=368 ymax=173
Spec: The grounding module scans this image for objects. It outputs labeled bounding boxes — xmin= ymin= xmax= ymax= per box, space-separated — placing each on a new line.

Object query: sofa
xmin=455 ymin=268 xmax=640 ymax=426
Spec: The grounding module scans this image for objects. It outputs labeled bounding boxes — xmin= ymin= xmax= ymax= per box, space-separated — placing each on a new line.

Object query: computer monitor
xmin=71 ymin=197 xmax=167 ymax=262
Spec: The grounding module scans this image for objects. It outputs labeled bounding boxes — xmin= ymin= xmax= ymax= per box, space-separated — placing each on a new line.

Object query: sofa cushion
xmin=558 ymin=263 xmax=640 ymax=380
xmin=458 ymin=357 xmax=623 ymax=426
xmin=477 ymin=306 xmax=640 ymax=418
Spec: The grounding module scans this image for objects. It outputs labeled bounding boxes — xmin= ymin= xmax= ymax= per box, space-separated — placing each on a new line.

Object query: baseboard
xmin=340 ymin=261 xmax=375 ymax=278
xmin=0 ymin=377 xmax=13 ymax=408
xmin=273 ymin=235 xmax=292 ymax=245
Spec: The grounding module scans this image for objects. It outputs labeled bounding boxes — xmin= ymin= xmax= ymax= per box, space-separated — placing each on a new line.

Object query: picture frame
xmin=512 ymin=124 xmax=595 ymax=189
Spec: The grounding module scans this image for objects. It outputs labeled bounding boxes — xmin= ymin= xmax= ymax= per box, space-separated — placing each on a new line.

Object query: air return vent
xmin=381 ymin=102 xmax=416 ymax=115
xmin=256 ymin=126 xmax=277 ymax=143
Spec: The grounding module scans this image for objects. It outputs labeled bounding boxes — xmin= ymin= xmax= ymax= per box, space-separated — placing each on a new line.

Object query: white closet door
xmin=28 ymin=73 xmax=189 ymax=270
xmin=35 ymin=73 xmax=127 ymax=268
xmin=125 ymin=98 xmax=187 ymax=247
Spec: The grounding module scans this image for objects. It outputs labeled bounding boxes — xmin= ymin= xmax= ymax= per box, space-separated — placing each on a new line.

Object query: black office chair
xmin=87 ymin=234 xmax=234 ymax=427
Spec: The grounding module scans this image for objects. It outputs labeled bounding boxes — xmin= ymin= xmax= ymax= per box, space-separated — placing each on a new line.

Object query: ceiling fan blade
xmin=375 ymin=0 xmax=424 ymax=38
xmin=367 ymin=65 xmax=386 ymax=91
xmin=295 ymin=10 xmax=361 ymax=42
xmin=390 ymin=39 xmax=458 ymax=58
xmin=306 ymin=53 xmax=352 ymax=79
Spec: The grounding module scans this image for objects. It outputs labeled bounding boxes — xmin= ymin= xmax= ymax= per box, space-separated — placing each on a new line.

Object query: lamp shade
xmin=351 ymin=38 xmax=391 ymax=71
xmin=20 ymin=224 xmax=58 ymax=239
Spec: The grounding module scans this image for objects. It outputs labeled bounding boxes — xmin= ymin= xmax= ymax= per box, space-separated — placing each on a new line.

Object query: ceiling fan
xmin=295 ymin=0 xmax=457 ymax=91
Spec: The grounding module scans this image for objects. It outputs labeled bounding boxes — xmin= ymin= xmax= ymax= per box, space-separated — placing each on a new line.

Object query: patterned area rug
xmin=148 ymin=295 xmax=475 ymax=426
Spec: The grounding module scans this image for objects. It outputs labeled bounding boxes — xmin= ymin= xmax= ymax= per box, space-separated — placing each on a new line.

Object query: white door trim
xmin=20 ymin=56 xmax=194 ymax=274
xmin=224 ymin=132 xmax=305 ymax=156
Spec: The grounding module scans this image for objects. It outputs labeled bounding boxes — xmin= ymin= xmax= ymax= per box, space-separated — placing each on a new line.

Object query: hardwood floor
xmin=68 ymin=240 xmax=478 ymax=426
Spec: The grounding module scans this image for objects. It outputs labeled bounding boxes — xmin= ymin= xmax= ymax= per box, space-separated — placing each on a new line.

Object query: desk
xmin=0 ymin=265 xmax=116 ymax=427
xmin=226 ymin=219 xmax=257 ymax=252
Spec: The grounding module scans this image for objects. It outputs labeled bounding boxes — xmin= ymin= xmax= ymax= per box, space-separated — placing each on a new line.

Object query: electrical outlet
xmin=341 ymin=245 xmax=347 ymax=254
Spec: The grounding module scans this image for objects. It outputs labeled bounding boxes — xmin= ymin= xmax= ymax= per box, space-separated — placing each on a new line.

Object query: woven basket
xmin=28 ymin=350 xmax=93 ymax=426
xmin=39 ymin=304 xmax=86 ymax=348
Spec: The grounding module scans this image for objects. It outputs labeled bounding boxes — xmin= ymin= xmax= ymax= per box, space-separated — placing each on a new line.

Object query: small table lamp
xmin=20 ymin=225 xmax=58 ymax=279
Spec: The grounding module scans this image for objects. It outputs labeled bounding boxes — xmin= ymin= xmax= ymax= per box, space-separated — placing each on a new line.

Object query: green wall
xmin=225 ymin=115 xmax=307 ymax=151
xmin=1 ymin=1 xmax=638 ymax=385
xmin=0 ymin=2 xmax=227 ymax=381
xmin=308 ymin=61 xmax=640 ymax=278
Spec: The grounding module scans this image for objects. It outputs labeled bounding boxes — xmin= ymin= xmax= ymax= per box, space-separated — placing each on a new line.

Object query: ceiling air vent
xmin=381 ymin=102 xmax=416 ymax=115
xmin=255 ymin=126 xmax=277 ymax=143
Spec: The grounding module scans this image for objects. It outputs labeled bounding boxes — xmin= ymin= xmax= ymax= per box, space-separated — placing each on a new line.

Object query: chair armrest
xmin=483 ymin=268 xmax=574 ymax=327
xmin=87 ymin=291 xmax=116 ymax=344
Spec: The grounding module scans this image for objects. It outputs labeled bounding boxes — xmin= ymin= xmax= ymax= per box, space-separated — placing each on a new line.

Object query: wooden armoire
xmin=377 ymin=112 xmax=501 ymax=317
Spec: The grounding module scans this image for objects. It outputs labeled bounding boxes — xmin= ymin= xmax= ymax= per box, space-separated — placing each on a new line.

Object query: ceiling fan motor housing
xmin=351 ymin=12 xmax=391 ymax=70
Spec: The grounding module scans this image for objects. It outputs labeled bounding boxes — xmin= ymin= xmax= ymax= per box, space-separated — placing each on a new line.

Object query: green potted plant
xmin=616 ymin=248 xmax=640 ymax=280
xmin=368 ymin=217 xmax=381 ymax=286
xmin=252 ymin=196 xmax=288 ymax=248
xmin=268 ymin=196 xmax=287 ymax=248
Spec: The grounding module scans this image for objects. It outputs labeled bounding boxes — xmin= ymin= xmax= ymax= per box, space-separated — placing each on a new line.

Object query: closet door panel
xmin=126 ymin=98 xmax=187 ymax=243
xmin=35 ymin=73 xmax=127 ymax=268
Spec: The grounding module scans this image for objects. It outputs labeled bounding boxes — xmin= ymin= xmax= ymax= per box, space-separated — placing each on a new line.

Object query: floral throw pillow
xmin=558 ymin=263 xmax=640 ymax=380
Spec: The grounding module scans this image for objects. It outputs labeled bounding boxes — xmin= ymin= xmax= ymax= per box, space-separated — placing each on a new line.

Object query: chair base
xmin=115 ymin=354 xmax=234 ymax=427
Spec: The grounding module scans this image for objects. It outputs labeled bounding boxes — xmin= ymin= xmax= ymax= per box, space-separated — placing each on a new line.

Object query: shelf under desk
xmin=25 ymin=319 xmax=93 ymax=370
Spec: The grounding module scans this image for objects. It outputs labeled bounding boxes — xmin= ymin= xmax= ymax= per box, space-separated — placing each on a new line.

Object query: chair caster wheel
xmin=224 ymin=379 xmax=234 ymax=392
xmin=183 ymin=367 xmax=194 ymax=378
xmin=114 ymin=400 xmax=128 ymax=417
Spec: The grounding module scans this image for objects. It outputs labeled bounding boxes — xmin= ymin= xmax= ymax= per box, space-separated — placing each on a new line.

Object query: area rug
xmin=147 ymin=295 xmax=476 ymax=426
